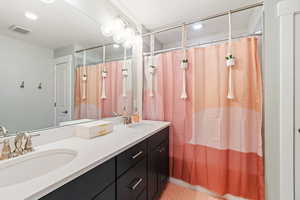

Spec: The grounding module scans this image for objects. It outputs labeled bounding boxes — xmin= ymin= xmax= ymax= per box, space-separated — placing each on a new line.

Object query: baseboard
xmin=169 ymin=177 xmax=248 ymax=200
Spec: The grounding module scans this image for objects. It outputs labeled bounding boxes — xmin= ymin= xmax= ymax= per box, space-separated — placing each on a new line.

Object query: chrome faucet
xmin=0 ymin=125 xmax=8 ymax=137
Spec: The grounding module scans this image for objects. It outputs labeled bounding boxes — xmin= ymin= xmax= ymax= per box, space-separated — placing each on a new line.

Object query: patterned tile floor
xmin=160 ymin=183 xmax=225 ymax=200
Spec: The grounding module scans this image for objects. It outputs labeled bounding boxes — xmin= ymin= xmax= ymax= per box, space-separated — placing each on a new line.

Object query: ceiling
xmin=111 ymin=0 xmax=263 ymax=46
xmin=113 ymin=0 xmax=263 ymax=30
xmin=0 ymin=0 xmax=263 ymax=51
xmin=0 ymin=0 xmax=121 ymax=50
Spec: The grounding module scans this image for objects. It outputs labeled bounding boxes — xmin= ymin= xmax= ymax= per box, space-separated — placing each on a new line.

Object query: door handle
xmin=62 ymin=110 xmax=68 ymax=114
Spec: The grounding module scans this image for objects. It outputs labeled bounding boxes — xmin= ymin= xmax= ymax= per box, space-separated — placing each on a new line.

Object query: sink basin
xmin=0 ymin=149 xmax=77 ymax=187
xmin=127 ymin=122 xmax=156 ymax=129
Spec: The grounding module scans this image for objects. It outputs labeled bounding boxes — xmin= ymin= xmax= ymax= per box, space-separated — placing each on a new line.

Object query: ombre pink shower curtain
xmin=75 ymin=60 xmax=132 ymax=119
xmin=143 ymin=37 xmax=264 ymax=200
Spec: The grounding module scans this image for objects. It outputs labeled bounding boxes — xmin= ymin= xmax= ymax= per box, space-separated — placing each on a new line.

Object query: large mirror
xmin=0 ymin=0 xmax=138 ymax=134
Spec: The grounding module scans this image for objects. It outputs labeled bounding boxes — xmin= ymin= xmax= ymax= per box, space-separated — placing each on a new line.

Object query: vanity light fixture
xmin=25 ymin=12 xmax=38 ymax=21
xmin=40 ymin=0 xmax=56 ymax=3
xmin=101 ymin=17 xmax=137 ymax=49
xmin=193 ymin=23 xmax=203 ymax=30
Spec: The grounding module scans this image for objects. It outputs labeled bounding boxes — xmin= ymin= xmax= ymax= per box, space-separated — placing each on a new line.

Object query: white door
xmin=54 ymin=56 xmax=72 ymax=126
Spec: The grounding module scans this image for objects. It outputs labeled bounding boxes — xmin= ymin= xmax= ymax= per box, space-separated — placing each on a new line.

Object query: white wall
xmin=0 ymin=34 xmax=54 ymax=133
xmin=264 ymin=0 xmax=281 ymax=199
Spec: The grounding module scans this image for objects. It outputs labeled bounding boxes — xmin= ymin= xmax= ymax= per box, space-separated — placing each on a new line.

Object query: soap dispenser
xmin=131 ymin=107 xmax=140 ymax=123
xmin=122 ymin=106 xmax=131 ymax=126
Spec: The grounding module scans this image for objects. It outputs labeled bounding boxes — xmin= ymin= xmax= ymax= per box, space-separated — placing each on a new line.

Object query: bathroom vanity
xmin=0 ymin=121 xmax=170 ymax=200
xmin=40 ymin=127 xmax=169 ymax=200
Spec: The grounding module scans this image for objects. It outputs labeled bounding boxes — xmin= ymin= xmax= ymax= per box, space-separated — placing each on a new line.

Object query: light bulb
xmin=113 ymin=18 xmax=125 ymax=32
xmin=123 ymin=28 xmax=135 ymax=40
xmin=101 ymin=23 xmax=114 ymax=37
xmin=113 ymin=32 xmax=126 ymax=44
xmin=113 ymin=44 xmax=120 ymax=48
xmin=25 ymin=12 xmax=38 ymax=20
xmin=40 ymin=0 xmax=56 ymax=3
xmin=193 ymin=23 xmax=203 ymax=30
xmin=123 ymin=40 xmax=134 ymax=49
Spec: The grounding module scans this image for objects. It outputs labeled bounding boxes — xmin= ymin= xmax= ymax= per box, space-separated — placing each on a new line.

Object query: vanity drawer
xmin=40 ymin=158 xmax=115 ymax=200
xmin=117 ymin=158 xmax=147 ymax=200
xmin=94 ymin=183 xmax=115 ymax=200
xmin=116 ymin=140 xmax=147 ymax=177
xmin=137 ymin=189 xmax=147 ymax=200
xmin=148 ymin=127 xmax=169 ymax=151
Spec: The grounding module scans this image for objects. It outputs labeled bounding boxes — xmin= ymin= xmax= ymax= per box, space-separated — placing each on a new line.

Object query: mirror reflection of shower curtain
xmin=143 ymin=37 xmax=264 ymax=200
xmin=74 ymin=59 xmax=133 ymax=119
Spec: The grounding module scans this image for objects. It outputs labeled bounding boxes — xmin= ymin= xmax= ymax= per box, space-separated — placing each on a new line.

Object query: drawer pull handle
xmin=130 ymin=178 xmax=143 ymax=190
xmin=131 ymin=151 xmax=143 ymax=159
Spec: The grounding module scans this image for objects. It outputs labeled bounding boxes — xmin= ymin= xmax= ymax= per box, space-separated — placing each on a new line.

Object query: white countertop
xmin=0 ymin=120 xmax=170 ymax=200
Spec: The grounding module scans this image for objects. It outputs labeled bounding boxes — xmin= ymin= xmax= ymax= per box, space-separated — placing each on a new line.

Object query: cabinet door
xmin=148 ymin=147 xmax=160 ymax=200
xmin=158 ymin=140 xmax=169 ymax=193
xmin=137 ymin=189 xmax=147 ymax=200
xmin=94 ymin=183 xmax=115 ymax=200
xmin=40 ymin=159 xmax=115 ymax=200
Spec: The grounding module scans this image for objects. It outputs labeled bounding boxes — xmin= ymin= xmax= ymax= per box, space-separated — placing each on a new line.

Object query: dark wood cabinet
xmin=157 ymin=140 xmax=169 ymax=194
xmin=148 ymin=128 xmax=169 ymax=200
xmin=94 ymin=183 xmax=116 ymax=200
xmin=148 ymin=143 xmax=160 ymax=200
xmin=40 ymin=158 xmax=115 ymax=200
xmin=39 ymin=127 xmax=169 ymax=200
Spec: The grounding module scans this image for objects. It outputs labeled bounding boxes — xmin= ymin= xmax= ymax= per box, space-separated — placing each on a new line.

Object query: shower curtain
xmin=143 ymin=37 xmax=264 ymax=200
xmin=75 ymin=60 xmax=133 ymax=119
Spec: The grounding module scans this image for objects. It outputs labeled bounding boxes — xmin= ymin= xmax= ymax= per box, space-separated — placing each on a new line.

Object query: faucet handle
xmin=13 ymin=132 xmax=26 ymax=156
xmin=0 ymin=139 xmax=12 ymax=160
xmin=24 ymin=133 xmax=40 ymax=153
xmin=0 ymin=126 xmax=8 ymax=137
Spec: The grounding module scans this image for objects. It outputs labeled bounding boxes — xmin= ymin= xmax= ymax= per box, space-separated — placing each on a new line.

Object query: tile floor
xmin=160 ymin=183 xmax=225 ymax=200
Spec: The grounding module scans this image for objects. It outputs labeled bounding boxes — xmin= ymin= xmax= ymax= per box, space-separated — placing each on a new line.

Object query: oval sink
xmin=0 ymin=149 xmax=77 ymax=187
xmin=127 ymin=122 xmax=155 ymax=129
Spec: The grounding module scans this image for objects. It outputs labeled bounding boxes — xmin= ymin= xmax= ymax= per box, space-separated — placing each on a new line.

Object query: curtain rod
xmin=143 ymin=33 xmax=262 ymax=56
xmin=142 ymin=2 xmax=264 ymax=37
xmin=75 ymin=56 xmax=133 ymax=66
xmin=75 ymin=42 xmax=117 ymax=53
